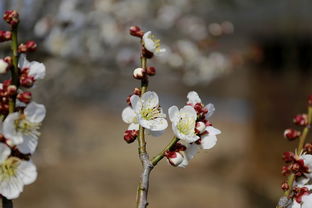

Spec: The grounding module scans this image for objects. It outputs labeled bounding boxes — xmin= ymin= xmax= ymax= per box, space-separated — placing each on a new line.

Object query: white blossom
xmin=142 ymin=31 xmax=166 ymax=56
xmin=3 ymin=102 xmax=46 ymax=154
xmin=0 ymin=143 xmax=37 ymax=199
xmin=0 ymin=59 xmax=8 ymax=74
xmin=18 ymin=54 xmax=46 ymax=80
xmin=130 ymin=91 xmax=167 ymax=132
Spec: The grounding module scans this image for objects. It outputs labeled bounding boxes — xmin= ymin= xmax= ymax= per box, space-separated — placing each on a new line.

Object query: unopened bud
xmin=308 ymin=95 xmax=312 ymax=106
xmin=165 ymin=151 xmax=184 ymax=167
xmin=146 ymin=66 xmax=156 ymax=76
xmin=18 ymin=43 xmax=27 ymax=53
xmin=20 ymin=75 xmax=34 ymax=88
xmin=133 ymin=88 xmax=141 ymax=95
xmin=129 ymin=26 xmax=144 ymax=38
xmin=284 ymin=129 xmax=301 ymax=140
xmin=17 ymin=91 xmax=32 ymax=103
xmin=194 ymin=103 xmax=203 ymax=114
xmin=123 ymin=130 xmax=138 ymax=143
xmin=3 ymin=56 xmax=12 ymax=65
xmin=7 ymin=85 xmax=17 ymax=96
xmin=195 ymin=121 xmax=206 ymax=134
xmin=0 ymin=31 xmax=12 ymax=42
xmin=282 ymin=152 xmax=295 ymax=163
xmin=25 ymin=41 xmax=37 ymax=52
xmin=0 ymin=59 xmax=8 ymax=74
xmin=3 ymin=10 xmax=19 ymax=26
xmin=304 ymin=143 xmax=312 ymax=154
xmin=133 ymin=68 xmax=145 ymax=79
xmin=281 ymin=182 xmax=289 ymax=191
xmin=293 ymin=114 xmax=308 ymax=126
xmin=281 ymin=165 xmax=290 ymax=176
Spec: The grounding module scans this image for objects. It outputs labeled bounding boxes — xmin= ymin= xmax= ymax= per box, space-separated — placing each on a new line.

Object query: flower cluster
xmin=122 ymin=26 xmax=221 ymax=168
xmin=278 ymin=95 xmax=312 ymax=208
xmin=0 ymin=10 xmax=46 ymax=200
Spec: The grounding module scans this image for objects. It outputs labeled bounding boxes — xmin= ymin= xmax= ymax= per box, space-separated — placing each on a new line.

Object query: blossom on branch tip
xmin=0 ymin=143 xmax=37 ymax=199
xmin=142 ymin=31 xmax=166 ymax=57
xmin=3 ymin=102 xmax=46 ymax=154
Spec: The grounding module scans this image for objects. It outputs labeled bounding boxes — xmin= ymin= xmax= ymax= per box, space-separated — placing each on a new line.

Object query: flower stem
xmin=151 ymin=137 xmax=179 ymax=166
xmin=2 ymin=197 xmax=13 ymax=208
xmin=276 ymin=106 xmax=312 ymax=208
xmin=8 ymin=24 xmax=19 ymax=114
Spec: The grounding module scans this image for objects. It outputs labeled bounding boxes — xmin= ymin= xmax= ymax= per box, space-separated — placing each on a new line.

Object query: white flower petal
xmin=146 ymin=129 xmax=164 ymax=137
xmin=302 ymin=194 xmax=312 ymax=208
xmin=140 ymin=117 xmax=167 ymax=131
xmin=3 ymin=113 xmax=23 ymax=145
xmin=17 ymin=135 xmax=38 ymax=154
xmin=122 ymin=106 xmax=137 ymax=124
xmin=18 ymin=54 xmax=30 ymax=69
xmin=130 ymin=95 xmax=141 ymax=113
xmin=143 ymin=31 xmax=156 ymax=53
xmin=185 ymin=143 xmax=199 ymax=161
xmin=128 ymin=123 xmax=139 ymax=131
xmin=29 ymin=61 xmax=46 ymax=80
xmin=205 ymin=103 xmax=215 ymax=118
xmin=17 ymin=161 xmax=37 ymax=185
xmin=168 ymin=106 xmax=179 ymax=122
xmin=24 ymin=102 xmax=46 ymax=123
xmin=141 ymin=91 xmax=159 ymax=109
xmin=206 ymin=126 xmax=221 ymax=135
xmin=0 ymin=174 xmax=23 ymax=199
xmin=187 ymin=91 xmax=201 ymax=105
xmin=179 ymin=105 xmax=197 ymax=121
xmin=201 ymin=134 xmax=217 ymax=149
xmin=0 ymin=143 xmax=11 ymax=163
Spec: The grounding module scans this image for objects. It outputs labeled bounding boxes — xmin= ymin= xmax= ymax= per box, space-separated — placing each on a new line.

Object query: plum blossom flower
xmin=3 ymin=102 xmax=46 ymax=154
xmin=168 ymin=105 xmax=199 ymax=143
xmin=130 ymin=91 xmax=168 ymax=132
xmin=122 ymin=106 xmax=139 ymax=131
xmin=18 ymin=54 xmax=46 ymax=80
xmin=165 ymin=142 xmax=199 ymax=168
xmin=142 ymin=31 xmax=166 ymax=56
xmin=0 ymin=143 xmax=37 ymax=199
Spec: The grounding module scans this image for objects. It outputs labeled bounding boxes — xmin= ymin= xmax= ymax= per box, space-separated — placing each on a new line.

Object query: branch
xmin=151 ymin=137 xmax=179 ymax=166
xmin=2 ymin=197 xmax=13 ymax=208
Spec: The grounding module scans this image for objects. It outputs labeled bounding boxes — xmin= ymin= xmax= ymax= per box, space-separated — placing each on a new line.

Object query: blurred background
xmin=1 ymin=0 xmax=312 ymax=207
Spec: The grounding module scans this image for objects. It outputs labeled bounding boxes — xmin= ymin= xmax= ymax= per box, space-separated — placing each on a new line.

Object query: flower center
xmin=141 ymin=107 xmax=161 ymax=120
xmin=177 ymin=117 xmax=195 ymax=135
xmin=0 ymin=157 xmax=20 ymax=179
xmin=15 ymin=116 xmax=41 ymax=136
xmin=148 ymin=34 xmax=161 ymax=51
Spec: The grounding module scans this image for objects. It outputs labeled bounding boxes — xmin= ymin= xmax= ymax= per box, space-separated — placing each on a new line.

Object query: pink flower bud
xmin=129 ymin=26 xmax=144 ymax=38
xmin=20 ymin=74 xmax=35 ymax=88
xmin=133 ymin=88 xmax=141 ymax=96
xmin=282 ymin=152 xmax=295 ymax=163
xmin=123 ymin=130 xmax=138 ymax=143
xmin=25 ymin=41 xmax=37 ymax=51
xmin=281 ymin=165 xmax=290 ymax=176
xmin=133 ymin=68 xmax=145 ymax=79
xmin=18 ymin=43 xmax=27 ymax=53
xmin=304 ymin=143 xmax=312 ymax=154
xmin=0 ymin=59 xmax=8 ymax=74
xmin=0 ymin=31 xmax=12 ymax=42
xmin=195 ymin=121 xmax=206 ymax=134
xmin=293 ymin=114 xmax=308 ymax=126
xmin=308 ymin=95 xmax=312 ymax=106
xmin=281 ymin=182 xmax=289 ymax=191
xmin=6 ymin=85 xmax=17 ymax=96
xmin=165 ymin=151 xmax=184 ymax=167
xmin=3 ymin=10 xmax=19 ymax=26
xmin=284 ymin=129 xmax=301 ymax=140
xmin=17 ymin=91 xmax=32 ymax=103
xmin=146 ymin=66 xmax=156 ymax=76
xmin=3 ymin=56 xmax=12 ymax=65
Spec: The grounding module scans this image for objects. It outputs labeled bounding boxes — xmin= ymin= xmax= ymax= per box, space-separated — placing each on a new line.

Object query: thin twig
xmin=2 ymin=197 xmax=13 ymax=208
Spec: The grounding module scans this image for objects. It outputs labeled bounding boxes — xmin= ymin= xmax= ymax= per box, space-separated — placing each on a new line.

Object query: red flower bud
xmin=129 ymin=26 xmax=144 ymax=38
xmin=281 ymin=182 xmax=289 ymax=191
xmin=146 ymin=66 xmax=156 ymax=76
xmin=0 ymin=31 xmax=12 ymax=42
xmin=133 ymin=88 xmax=141 ymax=96
xmin=304 ymin=143 xmax=312 ymax=154
xmin=284 ymin=129 xmax=301 ymax=140
xmin=6 ymin=85 xmax=17 ymax=96
xmin=123 ymin=130 xmax=138 ymax=143
xmin=281 ymin=165 xmax=290 ymax=176
xmin=282 ymin=152 xmax=295 ymax=163
xmin=293 ymin=114 xmax=308 ymax=126
xmin=17 ymin=91 xmax=32 ymax=103
xmin=3 ymin=10 xmax=19 ymax=26
xmin=18 ymin=43 xmax=27 ymax=53
xmin=25 ymin=41 xmax=37 ymax=52
xmin=133 ymin=68 xmax=145 ymax=79
xmin=20 ymin=74 xmax=35 ymax=88
xmin=142 ymin=48 xmax=153 ymax=59
xmin=3 ymin=56 xmax=12 ymax=65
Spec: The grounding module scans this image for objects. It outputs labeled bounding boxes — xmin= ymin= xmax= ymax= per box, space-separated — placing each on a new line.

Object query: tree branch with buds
xmin=122 ymin=26 xmax=221 ymax=208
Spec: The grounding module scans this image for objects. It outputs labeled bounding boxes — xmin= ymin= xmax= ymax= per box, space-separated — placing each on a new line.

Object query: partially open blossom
xmin=17 ymin=91 xmax=32 ymax=104
xmin=284 ymin=129 xmax=301 ymax=140
xmin=3 ymin=102 xmax=46 ymax=154
xmin=0 ymin=143 xmax=37 ymax=199
xmin=0 ymin=59 xmax=8 ymax=74
xmin=130 ymin=91 xmax=167 ymax=132
xmin=18 ymin=54 xmax=46 ymax=82
xmin=142 ymin=31 xmax=166 ymax=57
xmin=133 ymin=67 xmax=145 ymax=79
